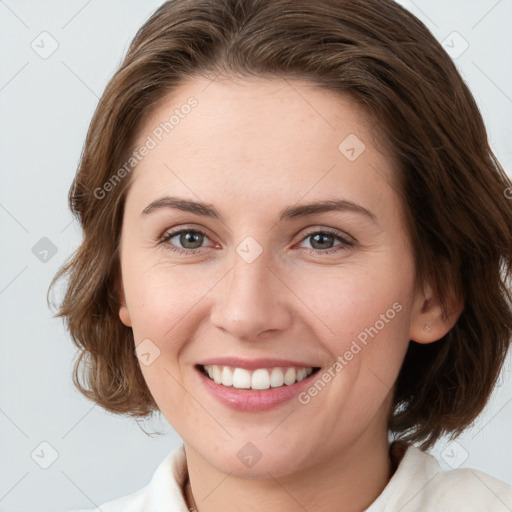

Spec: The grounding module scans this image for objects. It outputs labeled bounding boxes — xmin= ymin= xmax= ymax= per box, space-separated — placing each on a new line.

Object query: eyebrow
xmin=141 ymin=196 xmax=377 ymax=223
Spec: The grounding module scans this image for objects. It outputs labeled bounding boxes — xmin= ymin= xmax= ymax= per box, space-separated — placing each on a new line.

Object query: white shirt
xmin=69 ymin=442 xmax=512 ymax=511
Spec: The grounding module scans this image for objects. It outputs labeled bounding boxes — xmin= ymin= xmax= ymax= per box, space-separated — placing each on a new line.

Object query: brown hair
xmin=49 ymin=0 xmax=512 ymax=450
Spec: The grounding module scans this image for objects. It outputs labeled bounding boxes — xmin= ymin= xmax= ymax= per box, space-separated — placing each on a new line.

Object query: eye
xmin=159 ymin=226 xmax=356 ymax=256
xmin=297 ymin=228 xmax=355 ymax=254
xmin=159 ymin=227 xmax=216 ymax=254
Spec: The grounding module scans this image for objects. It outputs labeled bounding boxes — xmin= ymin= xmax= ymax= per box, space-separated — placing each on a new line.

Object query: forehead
xmin=127 ymin=76 xmax=396 ymax=214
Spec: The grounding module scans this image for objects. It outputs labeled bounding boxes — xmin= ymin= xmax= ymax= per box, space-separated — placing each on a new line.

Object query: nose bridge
xmin=209 ymin=244 xmax=292 ymax=340
xmin=230 ymin=246 xmax=274 ymax=299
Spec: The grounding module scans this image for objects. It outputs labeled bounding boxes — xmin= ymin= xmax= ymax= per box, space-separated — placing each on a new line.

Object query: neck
xmin=183 ymin=433 xmax=394 ymax=512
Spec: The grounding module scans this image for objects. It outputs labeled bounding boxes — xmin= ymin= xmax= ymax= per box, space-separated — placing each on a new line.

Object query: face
xmin=118 ymin=76 xmax=430 ymax=478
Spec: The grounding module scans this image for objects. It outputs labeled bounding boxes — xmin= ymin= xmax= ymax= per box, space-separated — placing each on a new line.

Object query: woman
xmin=52 ymin=0 xmax=512 ymax=510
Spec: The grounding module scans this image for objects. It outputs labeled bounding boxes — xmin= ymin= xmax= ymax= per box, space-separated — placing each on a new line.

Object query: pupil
xmin=182 ymin=231 xmax=202 ymax=249
xmin=312 ymin=233 xmax=332 ymax=249
xmin=178 ymin=232 xmax=334 ymax=250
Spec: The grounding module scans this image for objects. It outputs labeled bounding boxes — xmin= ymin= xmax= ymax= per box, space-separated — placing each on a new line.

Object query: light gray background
xmin=0 ymin=1 xmax=511 ymax=511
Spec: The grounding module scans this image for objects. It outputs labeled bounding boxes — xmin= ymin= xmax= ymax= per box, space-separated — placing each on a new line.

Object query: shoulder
xmin=424 ymin=452 xmax=512 ymax=510
xmin=429 ymin=464 xmax=512 ymax=510
xmin=66 ymin=446 xmax=189 ymax=512
xmin=66 ymin=488 xmax=146 ymax=512
xmin=367 ymin=441 xmax=512 ymax=512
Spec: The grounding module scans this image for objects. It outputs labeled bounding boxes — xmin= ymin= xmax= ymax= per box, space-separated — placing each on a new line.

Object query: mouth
xmin=197 ymin=364 xmax=322 ymax=391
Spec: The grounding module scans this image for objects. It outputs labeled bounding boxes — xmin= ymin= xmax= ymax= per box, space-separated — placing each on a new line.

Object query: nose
xmin=209 ymin=250 xmax=293 ymax=341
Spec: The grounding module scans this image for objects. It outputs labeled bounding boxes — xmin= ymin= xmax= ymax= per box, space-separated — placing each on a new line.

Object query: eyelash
xmin=158 ymin=226 xmax=356 ymax=255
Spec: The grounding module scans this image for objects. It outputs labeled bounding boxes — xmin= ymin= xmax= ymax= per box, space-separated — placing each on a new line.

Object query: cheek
xmin=289 ymin=255 xmax=414 ymax=384
xmin=295 ymin=261 xmax=411 ymax=336
xmin=122 ymin=257 xmax=216 ymax=344
xmin=123 ymin=264 xmax=210 ymax=410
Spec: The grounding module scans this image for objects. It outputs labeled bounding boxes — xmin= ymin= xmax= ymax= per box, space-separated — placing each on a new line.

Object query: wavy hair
xmin=49 ymin=0 xmax=512 ymax=450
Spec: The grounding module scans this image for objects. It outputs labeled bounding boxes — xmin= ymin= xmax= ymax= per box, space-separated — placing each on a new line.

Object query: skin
xmin=117 ymin=76 xmax=461 ymax=512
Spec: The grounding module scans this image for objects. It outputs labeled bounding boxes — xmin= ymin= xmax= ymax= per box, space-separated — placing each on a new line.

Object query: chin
xmin=197 ymin=437 xmax=315 ymax=479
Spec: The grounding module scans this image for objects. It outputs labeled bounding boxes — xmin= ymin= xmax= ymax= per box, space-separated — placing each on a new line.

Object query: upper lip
xmin=197 ymin=357 xmax=320 ymax=370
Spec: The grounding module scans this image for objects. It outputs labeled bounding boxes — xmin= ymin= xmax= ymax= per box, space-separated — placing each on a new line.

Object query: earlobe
xmin=119 ymin=303 xmax=132 ymax=327
xmin=116 ymin=271 xmax=132 ymax=327
xmin=409 ymin=282 xmax=463 ymax=344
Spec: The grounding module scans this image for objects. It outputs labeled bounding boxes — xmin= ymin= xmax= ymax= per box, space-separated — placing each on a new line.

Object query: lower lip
xmin=196 ymin=366 xmax=320 ymax=412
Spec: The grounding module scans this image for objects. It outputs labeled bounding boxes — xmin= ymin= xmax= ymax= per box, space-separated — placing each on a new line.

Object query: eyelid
xmin=159 ymin=225 xmax=216 ymax=247
xmin=159 ymin=225 xmax=354 ymax=243
xmin=159 ymin=224 xmax=356 ymax=256
xmin=159 ymin=223 xmax=213 ymax=240
xmin=298 ymin=226 xmax=357 ymax=245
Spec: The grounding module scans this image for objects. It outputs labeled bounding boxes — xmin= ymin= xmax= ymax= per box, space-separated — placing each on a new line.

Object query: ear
xmin=116 ymin=269 xmax=132 ymax=327
xmin=409 ymin=281 xmax=463 ymax=343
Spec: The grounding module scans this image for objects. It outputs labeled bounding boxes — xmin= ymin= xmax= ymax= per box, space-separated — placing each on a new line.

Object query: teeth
xmin=269 ymin=367 xmax=284 ymax=387
xmin=212 ymin=365 xmax=222 ymax=384
xmin=252 ymin=369 xmax=270 ymax=390
xmin=221 ymin=366 xmax=233 ymax=387
xmin=284 ymin=367 xmax=296 ymax=385
xmin=232 ymin=368 xmax=251 ymax=389
xmin=202 ymin=365 xmax=314 ymax=390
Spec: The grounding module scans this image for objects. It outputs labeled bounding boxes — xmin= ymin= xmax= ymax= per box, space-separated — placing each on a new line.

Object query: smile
xmin=199 ymin=364 xmax=320 ymax=390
